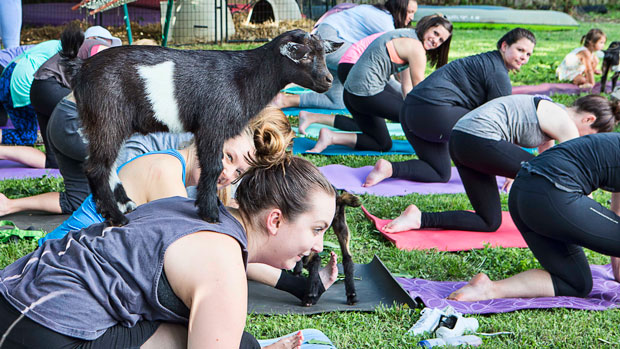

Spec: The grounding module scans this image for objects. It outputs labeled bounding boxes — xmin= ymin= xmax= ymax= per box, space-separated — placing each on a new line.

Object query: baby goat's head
xmin=277 ymin=29 xmax=343 ymax=93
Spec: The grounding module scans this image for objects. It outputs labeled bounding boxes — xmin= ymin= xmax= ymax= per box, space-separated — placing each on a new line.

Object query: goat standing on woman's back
xmin=60 ymin=25 xmax=342 ymax=225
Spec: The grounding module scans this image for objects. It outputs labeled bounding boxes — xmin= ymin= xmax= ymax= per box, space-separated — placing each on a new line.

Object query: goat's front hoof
xmin=106 ymin=214 xmax=129 ymax=227
xmin=301 ymin=294 xmax=318 ymax=307
xmin=198 ymin=208 xmax=221 ymax=223
xmin=346 ymin=293 xmax=358 ymax=305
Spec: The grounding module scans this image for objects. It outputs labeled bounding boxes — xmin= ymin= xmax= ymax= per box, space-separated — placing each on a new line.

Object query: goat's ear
xmin=323 ymin=40 xmax=344 ymax=54
xmin=280 ymin=42 xmax=311 ymax=63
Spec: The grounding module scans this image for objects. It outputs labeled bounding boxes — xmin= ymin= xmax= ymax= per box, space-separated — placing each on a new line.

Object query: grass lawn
xmin=3 ymin=20 xmax=620 ymax=347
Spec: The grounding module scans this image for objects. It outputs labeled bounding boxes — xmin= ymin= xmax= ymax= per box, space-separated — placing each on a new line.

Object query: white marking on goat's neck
xmin=137 ymin=61 xmax=184 ymax=133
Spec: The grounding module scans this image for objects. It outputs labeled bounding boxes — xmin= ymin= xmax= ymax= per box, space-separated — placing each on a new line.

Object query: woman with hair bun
xmin=384 ymin=94 xmax=620 ymax=233
xmin=0 ymin=155 xmax=337 ymax=348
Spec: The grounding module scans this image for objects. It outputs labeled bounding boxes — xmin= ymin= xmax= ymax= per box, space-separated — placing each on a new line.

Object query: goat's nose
xmin=324 ymin=74 xmax=333 ymax=84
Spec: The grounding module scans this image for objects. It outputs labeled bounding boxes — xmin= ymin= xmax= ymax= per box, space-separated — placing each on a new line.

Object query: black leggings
xmin=391 ymin=101 xmax=470 ymax=182
xmin=0 ymin=294 xmax=260 ymax=348
xmin=333 ymin=62 xmax=361 ymax=132
xmin=343 ymin=87 xmax=403 ymax=151
xmin=421 ymin=131 xmax=535 ymax=231
xmin=29 ymin=77 xmax=71 ymax=168
xmin=509 ymin=171 xmax=620 ymax=297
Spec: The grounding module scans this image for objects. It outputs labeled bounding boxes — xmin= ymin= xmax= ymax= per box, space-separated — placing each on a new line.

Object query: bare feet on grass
xmin=307 ymin=128 xmax=335 ymax=153
xmin=363 ymin=159 xmax=393 ymax=187
xmin=319 ymin=251 xmax=338 ymax=290
xmin=448 ymin=273 xmax=496 ymax=302
xmin=264 ymin=331 xmax=303 ymax=349
xmin=383 ymin=204 xmax=421 ymax=233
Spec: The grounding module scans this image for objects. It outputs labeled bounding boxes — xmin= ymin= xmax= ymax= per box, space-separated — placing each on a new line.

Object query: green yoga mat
xmin=247 ymin=255 xmax=418 ymax=315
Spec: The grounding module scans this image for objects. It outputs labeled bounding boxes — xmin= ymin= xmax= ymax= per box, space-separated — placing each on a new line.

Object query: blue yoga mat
xmin=292 ymin=123 xmax=405 ymax=138
xmin=293 ymin=137 xmax=415 ymax=156
xmin=282 ymin=107 xmax=351 ymax=117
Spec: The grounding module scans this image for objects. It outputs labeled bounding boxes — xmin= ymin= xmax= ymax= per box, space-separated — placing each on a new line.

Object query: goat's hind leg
xmin=85 ymin=151 xmax=131 ymax=226
xmin=194 ymin=134 xmax=224 ymax=223
xmin=334 ymin=192 xmax=361 ymax=305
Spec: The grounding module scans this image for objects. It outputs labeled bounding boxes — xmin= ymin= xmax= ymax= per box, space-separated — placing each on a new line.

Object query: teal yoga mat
xmin=293 ymin=137 xmax=415 ymax=156
xmin=282 ymin=107 xmax=350 ymax=117
xmin=292 ymin=123 xmax=405 ymax=138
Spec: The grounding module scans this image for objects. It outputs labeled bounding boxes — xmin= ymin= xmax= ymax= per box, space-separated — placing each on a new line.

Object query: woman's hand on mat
xmin=611 ymin=257 xmax=620 ymax=283
xmin=383 ymin=204 xmax=422 ymax=233
xmin=501 ymin=178 xmax=514 ymax=193
xmin=264 ymin=330 xmax=303 ymax=349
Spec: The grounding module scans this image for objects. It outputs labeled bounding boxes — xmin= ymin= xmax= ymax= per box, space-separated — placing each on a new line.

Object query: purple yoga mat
xmin=0 ymin=118 xmax=13 ymax=129
xmin=397 ymin=264 xmax=620 ymax=314
xmin=0 ymin=160 xmax=60 ymax=180
xmin=319 ymin=165 xmax=506 ymax=196
xmin=513 ymin=82 xmax=612 ymax=96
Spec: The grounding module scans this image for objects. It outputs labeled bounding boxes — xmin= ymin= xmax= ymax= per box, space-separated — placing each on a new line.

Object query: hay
xmin=230 ymin=12 xmax=315 ymax=41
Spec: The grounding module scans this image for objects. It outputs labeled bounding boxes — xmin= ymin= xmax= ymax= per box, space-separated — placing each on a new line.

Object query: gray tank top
xmin=0 ymin=196 xmax=247 ymax=340
xmin=345 ymin=28 xmax=419 ymax=97
xmin=453 ymin=94 xmax=552 ymax=148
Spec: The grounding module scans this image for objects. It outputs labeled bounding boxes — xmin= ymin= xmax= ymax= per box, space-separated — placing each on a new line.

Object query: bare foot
xmin=263 ymin=331 xmax=303 ymax=349
xmin=269 ymin=93 xmax=287 ymax=109
xmin=0 ymin=193 xmax=13 ymax=216
xmin=298 ymin=111 xmax=314 ymax=135
xmin=307 ymin=128 xmax=335 ymax=153
xmin=363 ymin=159 xmax=393 ymax=187
xmin=612 ymin=257 xmax=620 ymax=283
xmin=448 ymin=273 xmax=496 ymax=302
xmin=383 ymin=204 xmax=421 ymax=233
xmin=319 ymin=251 xmax=338 ymax=290
xmin=578 ymin=83 xmax=594 ymax=89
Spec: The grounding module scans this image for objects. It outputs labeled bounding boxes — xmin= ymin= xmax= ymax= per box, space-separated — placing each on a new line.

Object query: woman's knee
xmin=553 ymin=272 xmax=593 ymax=298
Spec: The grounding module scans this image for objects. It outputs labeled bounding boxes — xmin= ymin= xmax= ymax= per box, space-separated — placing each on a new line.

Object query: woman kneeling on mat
xmin=0 ymin=155 xmax=336 ymax=348
xmin=307 ymin=15 xmax=453 ymax=153
xmin=384 ymin=94 xmax=620 ymax=233
xmin=450 ymin=133 xmax=620 ymax=301
xmin=364 ymin=28 xmax=536 ymax=187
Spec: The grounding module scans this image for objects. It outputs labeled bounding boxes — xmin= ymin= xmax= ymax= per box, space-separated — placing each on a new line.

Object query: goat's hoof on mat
xmin=346 ymin=295 xmax=358 ymax=305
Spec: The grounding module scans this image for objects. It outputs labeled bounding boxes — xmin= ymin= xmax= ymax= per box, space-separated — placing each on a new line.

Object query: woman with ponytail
xmin=0 ymin=155 xmax=337 ymax=348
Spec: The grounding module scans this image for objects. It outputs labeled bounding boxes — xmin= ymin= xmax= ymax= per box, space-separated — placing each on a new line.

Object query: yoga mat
xmin=293 ymin=138 xmax=415 ymax=156
xmin=320 ymin=165 xmax=506 ymax=196
xmin=282 ymin=107 xmax=351 ymax=117
xmin=293 ymin=123 xmax=405 ymax=138
xmin=397 ymin=264 xmax=620 ymax=314
xmin=0 ymin=160 xmax=61 ymax=180
xmin=247 ymin=255 xmax=418 ymax=315
xmin=512 ymin=82 xmax=612 ymax=96
xmin=362 ymin=206 xmax=527 ymax=251
xmin=257 ymin=329 xmax=336 ymax=348
xmin=2 ymin=212 xmax=70 ymax=233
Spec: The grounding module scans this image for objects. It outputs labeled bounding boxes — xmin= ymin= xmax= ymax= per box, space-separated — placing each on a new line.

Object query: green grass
xmin=3 ymin=21 xmax=620 ymax=347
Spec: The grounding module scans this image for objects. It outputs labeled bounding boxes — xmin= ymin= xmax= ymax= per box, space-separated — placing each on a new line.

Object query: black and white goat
xmin=61 ymin=28 xmax=342 ymax=225
xmin=294 ymin=191 xmax=361 ymax=306
xmin=601 ymin=41 xmax=620 ymax=94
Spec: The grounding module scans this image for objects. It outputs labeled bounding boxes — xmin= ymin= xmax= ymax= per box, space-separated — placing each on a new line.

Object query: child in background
xmin=556 ymin=28 xmax=606 ymax=89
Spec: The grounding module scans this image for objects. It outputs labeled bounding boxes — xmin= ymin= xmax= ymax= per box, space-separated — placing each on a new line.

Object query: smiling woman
xmin=363 ymin=27 xmax=537 ymax=188
xmin=0 ymin=156 xmax=336 ymax=348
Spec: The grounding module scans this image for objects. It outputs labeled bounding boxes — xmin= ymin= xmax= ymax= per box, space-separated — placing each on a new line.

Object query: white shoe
xmin=435 ymin=314 xmax=479 ymax=339
xmin=407 ymin=307 xmax=446 ymax=336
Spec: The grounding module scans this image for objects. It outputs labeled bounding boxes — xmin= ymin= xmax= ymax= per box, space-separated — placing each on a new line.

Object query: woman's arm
xmin=399 ymin=68 xmax=412 ymax=98
xmin=536 ymin=101 xmax=580 ymax=144
xmin=392 ymin=37 xmax=426 ymax=97
xmin=164 ymin=231 xmax=248 ymax=348
xmin=577 ymin=50 xmax=595 ymax=85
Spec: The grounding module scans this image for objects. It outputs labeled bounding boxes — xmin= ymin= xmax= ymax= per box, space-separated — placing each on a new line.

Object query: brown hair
xmin=573 ymin=94 xmax=620 ymax=133
xmin=415 ymin=14 xmax=453 ymax=68
xmin=236 ymin=155 xmax=336 ymax=228
xmin=245 ymin=106 xmax=294 ymax=168
xmin=496 ymin=28 xmax=536 ymax=50
xmin=581 ymin=28 xmax=605 ymax=49
xmin=376 ymin=0 xmax=416 ymax=29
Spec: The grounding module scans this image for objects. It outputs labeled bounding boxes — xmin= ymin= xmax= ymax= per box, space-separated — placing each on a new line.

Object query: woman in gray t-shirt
xmin=383 ymin=94 xmax=619 ymax=233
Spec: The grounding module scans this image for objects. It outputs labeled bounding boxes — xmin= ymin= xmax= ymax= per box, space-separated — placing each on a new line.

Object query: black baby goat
xmin=61 ymin=27 xmax=342 ymax=226
xmin=294 ymin=191 xmax=361 ymax=306
xmin=600 ymin=41 xmax=620 ymax=94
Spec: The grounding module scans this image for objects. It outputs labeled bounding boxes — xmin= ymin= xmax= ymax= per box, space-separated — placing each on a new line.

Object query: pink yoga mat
xmin=320 ymin=165 xmax=506 ymax=196
xmin=0 ymin=160 xmax=61 ymax=180
xmin=397 ymin=264 xmax=620 ymax=314
xmin=362 ymin=206 xmax=527 ymax=251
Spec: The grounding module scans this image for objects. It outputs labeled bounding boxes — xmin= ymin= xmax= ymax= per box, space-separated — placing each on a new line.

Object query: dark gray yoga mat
xmin=2 ymin=211 xmax=69 ymax=233
xmin=248 ymin=255 xmax=418 ymax=315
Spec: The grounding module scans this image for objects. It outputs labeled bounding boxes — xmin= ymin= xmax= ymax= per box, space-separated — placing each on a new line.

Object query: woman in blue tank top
xmin=0 ymin=156 xmax=337 ymax=348
xmin=449 ymin=133 xmax=620 ymax=302
xmin=384 ymin=94 xmax=620 ymax=234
